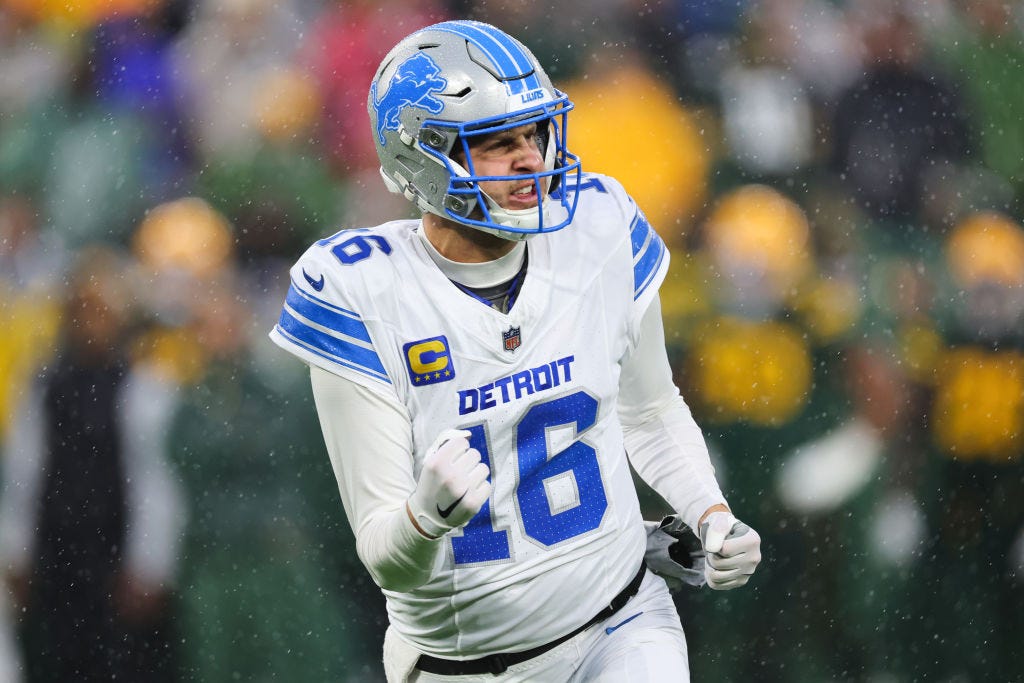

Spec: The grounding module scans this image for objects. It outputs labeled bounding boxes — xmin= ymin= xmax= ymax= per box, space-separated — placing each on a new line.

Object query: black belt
xmin=416 ymin=560 xmax=647 ymax=676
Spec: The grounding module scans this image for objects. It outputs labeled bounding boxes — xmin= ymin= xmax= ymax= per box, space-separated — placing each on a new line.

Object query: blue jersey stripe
xmin=285 ymin=283 xmax=372 ymax=344
xmin=630 ymin=212 xmax=653 ymax=257
xmin=275 ymin=326 xmax=392 ymax=384
xmin=633 ymin=229 xmax=666 ymax=300
xmin=277 ymin=309 xmax=388 ymax=378
xmin=289 ymin=279 xmax=361 ymax=318
xmin=430 ymin=21 xmax=540 ymax=95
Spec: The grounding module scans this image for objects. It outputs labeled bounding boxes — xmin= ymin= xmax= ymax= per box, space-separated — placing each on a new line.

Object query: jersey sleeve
xmin=597 ymin=174 xmax=669 ymax=345
xmin=628 ymin=203 xmax=669 ymax=314
xmin=269 ymin=248 xmax=395 ymax=391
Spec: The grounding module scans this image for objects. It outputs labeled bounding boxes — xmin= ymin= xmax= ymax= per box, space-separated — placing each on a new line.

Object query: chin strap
xmin=479 ymin=185 xmax=552 ymax=231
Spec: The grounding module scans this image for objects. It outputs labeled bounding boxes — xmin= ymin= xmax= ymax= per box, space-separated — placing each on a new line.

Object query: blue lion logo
xmin=371 ymin=53 xmax=448 ymax=146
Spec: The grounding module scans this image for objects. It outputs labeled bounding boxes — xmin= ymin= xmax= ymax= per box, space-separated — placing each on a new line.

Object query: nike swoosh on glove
xmin=643 ymin=515 xmax=706 ymax=591
xmin=407 ymin=429 xmax=491 ymax=539
xmin=699 ymin=511 xmax=762 ymax=590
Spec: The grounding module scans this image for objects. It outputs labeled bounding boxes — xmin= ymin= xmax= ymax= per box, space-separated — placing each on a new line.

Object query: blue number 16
xmin=316 ymin=229 xmax=392 ymax=265
xmin=450 ymin=391 xmax=608 ymax=565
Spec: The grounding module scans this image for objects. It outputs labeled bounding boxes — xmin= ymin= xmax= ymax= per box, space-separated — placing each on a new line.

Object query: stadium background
xmin=1 ymin=0 xmax=1022 ymax=680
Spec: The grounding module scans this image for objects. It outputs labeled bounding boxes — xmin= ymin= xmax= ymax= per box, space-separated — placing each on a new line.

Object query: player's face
xmin=466 ymin=123 xmax=549 ymax=211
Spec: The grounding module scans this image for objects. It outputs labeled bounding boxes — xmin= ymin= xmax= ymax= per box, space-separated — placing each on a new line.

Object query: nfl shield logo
xmin=502 ymin=326 xmax=521 ymax=352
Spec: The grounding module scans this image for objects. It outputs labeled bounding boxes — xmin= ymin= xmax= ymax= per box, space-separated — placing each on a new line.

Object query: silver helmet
xmin=368 ymin=20 xmax=582 ymax=240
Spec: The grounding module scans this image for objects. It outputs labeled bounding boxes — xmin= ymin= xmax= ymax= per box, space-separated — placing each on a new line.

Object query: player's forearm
xmin=310 ymin=366 xmax=447 ymax=592
xmin=623 ymin=396 xmax=727 ymax=532
xmin=618 ymin=297 xmax=727 ymax=530
xmin=355 ymin=505 xmax=445 ymax=592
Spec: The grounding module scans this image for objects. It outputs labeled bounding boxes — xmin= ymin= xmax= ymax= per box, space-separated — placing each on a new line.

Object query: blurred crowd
xmin=1 ymin=0 xmax=1022 ymax=681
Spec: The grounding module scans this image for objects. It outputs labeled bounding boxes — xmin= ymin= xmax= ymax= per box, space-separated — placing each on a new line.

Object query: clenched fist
xmin=699 ymin=511 xmax=762 ymax=590
xmin=407 ymin=429 xmax=492 ymax=539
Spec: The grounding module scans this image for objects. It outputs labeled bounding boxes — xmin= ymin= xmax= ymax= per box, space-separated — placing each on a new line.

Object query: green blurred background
xmin=1 ymin=0 xmax=1022 ymax=681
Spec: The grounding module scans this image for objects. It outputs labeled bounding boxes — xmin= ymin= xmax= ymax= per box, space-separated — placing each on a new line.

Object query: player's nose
xmin=513 ymin=135 xmax=545 ymax=172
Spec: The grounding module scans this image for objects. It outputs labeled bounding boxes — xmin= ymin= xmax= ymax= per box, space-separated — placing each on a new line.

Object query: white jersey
xmin=270 ymin=172 xmax=669 ymax=657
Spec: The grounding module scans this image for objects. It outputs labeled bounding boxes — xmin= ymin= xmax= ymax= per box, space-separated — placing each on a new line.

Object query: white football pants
xmin=385 ymin=571 xmax=690 ymax=682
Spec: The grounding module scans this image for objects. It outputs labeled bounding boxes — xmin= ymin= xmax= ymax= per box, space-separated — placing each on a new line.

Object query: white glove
xmin=644 ymin=515 xmax=706 ymax=591
xmin=407 ymin=429 xmax=492 ymax=539
xmin=699 ymin=511 xmax=762 ymax=590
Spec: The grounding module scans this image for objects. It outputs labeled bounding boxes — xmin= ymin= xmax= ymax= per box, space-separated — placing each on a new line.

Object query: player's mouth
xmin=507 ymin=183 xmax=538 ymax=208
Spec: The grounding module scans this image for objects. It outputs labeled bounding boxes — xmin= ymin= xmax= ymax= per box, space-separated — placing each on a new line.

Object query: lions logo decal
xmin=371 ymin=53 xmax=448 ymax=145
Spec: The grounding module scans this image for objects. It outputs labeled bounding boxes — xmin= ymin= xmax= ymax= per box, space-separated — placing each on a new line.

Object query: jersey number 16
xmin=452 ymin=390 xmax=608 ymax=565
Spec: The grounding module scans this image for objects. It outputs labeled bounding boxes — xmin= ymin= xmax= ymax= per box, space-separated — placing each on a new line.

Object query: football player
xmin=270 ymin=20 xmax=761 ymax=682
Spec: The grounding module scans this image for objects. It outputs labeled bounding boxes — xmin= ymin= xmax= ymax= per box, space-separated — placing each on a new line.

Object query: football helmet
xmin=368 ymin=20 xmax=582 ymax=240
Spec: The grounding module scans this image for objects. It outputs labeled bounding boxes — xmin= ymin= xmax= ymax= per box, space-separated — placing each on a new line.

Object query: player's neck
xmin=421 ymin=213 xmax=519 ymax=263
xmin=418 ymin=224 xmax=525 ymax=289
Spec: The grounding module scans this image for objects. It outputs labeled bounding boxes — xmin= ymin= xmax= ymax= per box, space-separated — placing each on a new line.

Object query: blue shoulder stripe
xmin=430 ymin=21 xmax=541 ymax=95
xmin=631 ymin=212 xmax=666 ymax=300
xmin=630 ymin=212 xmax=651 ymax=256
xmin=275 ymin=309 xmax=390 ymax=382
xmin=285 ymin=282 xmax=372 ymax=344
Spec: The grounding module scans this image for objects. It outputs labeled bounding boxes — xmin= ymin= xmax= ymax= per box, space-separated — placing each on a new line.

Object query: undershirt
xmin=416 ymin=229 xmax=527 ymax=313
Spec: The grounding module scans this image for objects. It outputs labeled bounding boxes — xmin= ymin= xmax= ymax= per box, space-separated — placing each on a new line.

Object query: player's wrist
xmin=406 ymin=500 xmax=446 ymax=540
xmin=697 ymin=504 xmax=731 ymax=529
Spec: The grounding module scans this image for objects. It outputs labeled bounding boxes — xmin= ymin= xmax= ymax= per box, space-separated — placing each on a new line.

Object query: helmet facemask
xmin=425 ymin=101 xmax=581 ymax=240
